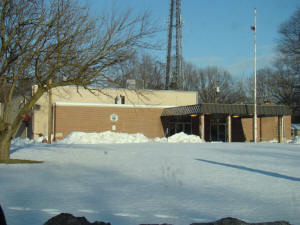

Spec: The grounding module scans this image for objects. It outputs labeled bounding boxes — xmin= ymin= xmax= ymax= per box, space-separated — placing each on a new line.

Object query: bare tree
xmin=245 ymin=67 xmax=274 ymax=104
xmin=114 ymin=52 xmax=165 ymax=90
xmin=181 ymin=63 xmax=248 ymax=103
xmin=278 ymin=8 xmax=300 ymax=60
xmin=277 ymin=7 xmax=300 ymax=121
xmin=0 ymin=0 xmax=158 ymax=160
xmin=182 ymin=62 xmax=199 ymax=91
xmin=269 ymin=57 xmax=299 ymax=113
xmin=137 ymin=53 xmax=165 ymax=89
xmin=245 ymin=59 xmax=299 ymax=115
xmin=196 ymin=66 xmax=246 ymax=104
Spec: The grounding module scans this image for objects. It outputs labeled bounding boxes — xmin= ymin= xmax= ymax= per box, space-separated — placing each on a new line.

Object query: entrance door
xmin=210 ymin=119 xmax=226 ymax=142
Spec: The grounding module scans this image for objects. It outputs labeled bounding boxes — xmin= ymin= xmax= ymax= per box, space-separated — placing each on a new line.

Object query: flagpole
xmin=253 ymin=8 xmax=257 ymax=143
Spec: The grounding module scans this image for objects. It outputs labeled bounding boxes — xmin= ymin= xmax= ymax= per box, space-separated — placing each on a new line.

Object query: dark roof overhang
xmin=161 ymin=103 xmax=291 ymax=117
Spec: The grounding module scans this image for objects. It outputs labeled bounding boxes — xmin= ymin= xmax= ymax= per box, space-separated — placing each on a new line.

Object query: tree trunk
xmin=0 ymin=133 xmax=12 ymax=161
xmin=0 ymin=118 xmax=22 ymax=161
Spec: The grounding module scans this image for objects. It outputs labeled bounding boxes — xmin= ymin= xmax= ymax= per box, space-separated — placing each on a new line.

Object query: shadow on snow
xmin=195 ymin=158 xmax=300 ymax=182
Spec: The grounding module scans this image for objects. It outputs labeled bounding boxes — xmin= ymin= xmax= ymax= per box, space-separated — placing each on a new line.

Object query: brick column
xmin=278 ymin=116 xmax=284 ymax=143
xmin=227 ymin=115 xmax=232 ymax=142
xmin=199 ymin=114 xmax=205 ymax=140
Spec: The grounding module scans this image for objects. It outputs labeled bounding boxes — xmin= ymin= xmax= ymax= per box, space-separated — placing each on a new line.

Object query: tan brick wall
xmin=260 ymin=117 xmax=278 ymax=141
xmin=241 ymin=115 xmax=291 ymax=142
xmin=283 ymin=115 xmax=291 ymax=140
xmin=54 ymin=105 xmax=165 ymax=138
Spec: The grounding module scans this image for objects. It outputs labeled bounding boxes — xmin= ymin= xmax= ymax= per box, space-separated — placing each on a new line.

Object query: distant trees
xmin=182 ymin=63 xmax=248 ymax=104
xmin=277 ymin=7 xmax=300 ymax=120
xmin=270 ymin=57 xmax=299 ymax=112
xmin=115 ymin=53 xmax=165 ymax=90
xmin=245 ymin=68 xmax=274 ymax=104
xmin=0 ymin=0 xmax=158 ymax=160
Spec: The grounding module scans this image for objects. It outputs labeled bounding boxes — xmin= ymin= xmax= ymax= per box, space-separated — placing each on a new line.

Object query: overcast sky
xmin=86 ymin=0 xmax=299 ymax=78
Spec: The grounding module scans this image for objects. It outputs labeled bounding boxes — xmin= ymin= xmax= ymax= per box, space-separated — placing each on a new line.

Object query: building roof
xmin=161 ymin=103 xmax=291 ymax=117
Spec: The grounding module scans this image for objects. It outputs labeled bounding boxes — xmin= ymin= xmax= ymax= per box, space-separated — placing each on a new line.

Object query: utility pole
xmin=253 ymin=8 xmax=257 ymax=143
xmin=48 ymin=79 xmax=52 ymax=144
xmin=165 ymin=0 xmax=174 ymax=90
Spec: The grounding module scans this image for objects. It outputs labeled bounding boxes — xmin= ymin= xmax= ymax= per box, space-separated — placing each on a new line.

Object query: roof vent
xmin=126 ymin=79 xmax=144 ymax=90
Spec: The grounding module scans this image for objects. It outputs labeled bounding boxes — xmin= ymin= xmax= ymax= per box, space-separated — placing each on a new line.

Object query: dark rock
xmin=44 ymin=213 xmax=110 ymax=225
xmin=0 ymin=204 xmax=7 ymax=225
xmin=190 ymin=217 xmax=291 ymax=225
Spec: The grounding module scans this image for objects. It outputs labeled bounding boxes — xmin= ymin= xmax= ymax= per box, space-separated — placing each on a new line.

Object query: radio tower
xmin=165 ymin=0 xmax=183 ymax=90
xmin=175 ymin=0 xmax=183 ymax=89
xmin=165 ymin=0 xmax=174 ymax=90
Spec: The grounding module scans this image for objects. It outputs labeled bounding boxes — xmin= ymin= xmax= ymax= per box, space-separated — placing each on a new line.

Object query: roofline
xmin=161 ymin=103 xmax=291 ymax=117
xmin=33 ymin=85 xmax=198 ymax=94
xmin=55 ymin=102 xmax=175 ymax=109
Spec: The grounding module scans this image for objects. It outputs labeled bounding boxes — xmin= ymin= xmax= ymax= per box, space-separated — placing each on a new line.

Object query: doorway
xmin=210 ymin=118 xmax=226 ymax=142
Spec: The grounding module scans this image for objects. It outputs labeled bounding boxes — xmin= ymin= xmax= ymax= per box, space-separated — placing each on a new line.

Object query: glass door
xmin=210 ymin=118 xmax=226 ymax=142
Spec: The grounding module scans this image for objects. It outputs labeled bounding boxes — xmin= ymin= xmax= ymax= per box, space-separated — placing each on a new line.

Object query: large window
xmin=168 ymin=122 xmax=191 ymax=135
xmin=167 ymin=116 xmax=192 ymax=136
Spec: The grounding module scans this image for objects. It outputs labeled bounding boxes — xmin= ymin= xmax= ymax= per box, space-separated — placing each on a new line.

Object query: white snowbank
xmin=11 ymin=131 xmax=300 ymax=147
xmin=165 ymin=132 xmax=205 ymax=143
xmin=11 ymin=137 xmax=42 ymax=146
xmin=292 ymin=136 xmax=300 ymax=144
xmin=58 ymin=131 xmax=150 ymax=144
xmin=58 ymin=131 xmax=205 ymax=144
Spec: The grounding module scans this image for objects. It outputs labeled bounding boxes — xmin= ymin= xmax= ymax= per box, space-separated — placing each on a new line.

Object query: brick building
xmin=29 ymin=86 xmax=291 ymax=142
xmin=32 ymin=86 xmax=198 ymax=140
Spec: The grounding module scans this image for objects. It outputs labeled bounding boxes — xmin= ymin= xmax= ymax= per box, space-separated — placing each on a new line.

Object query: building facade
xmin=21 ymin=86 xmax=292 ymax=142
xmin=32 ymin=86 xmax=198 ymax=139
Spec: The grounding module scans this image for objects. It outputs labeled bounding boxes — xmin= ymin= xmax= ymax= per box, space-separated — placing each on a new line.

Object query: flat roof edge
xmin=161 ymin=103 xmax=291 ymax=117
xmin=55 ymin=102 xmax=175 ymax=109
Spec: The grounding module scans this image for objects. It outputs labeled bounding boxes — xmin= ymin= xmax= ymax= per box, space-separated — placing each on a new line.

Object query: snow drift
xmin=58 ymin=131 xmax=205 ymax=144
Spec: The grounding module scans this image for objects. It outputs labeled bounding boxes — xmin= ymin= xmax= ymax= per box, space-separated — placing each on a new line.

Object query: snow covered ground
xmin=0 ymin=132 xmax=300 ymax=225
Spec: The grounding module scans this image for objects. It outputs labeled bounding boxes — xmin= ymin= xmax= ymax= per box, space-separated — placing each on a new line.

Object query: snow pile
xmin=292 ymin=136 xmax=300 ymax=144
xmin=11 ymin=138 xmax=39 ymax=147
xmin=58 ymin=131 xmax=151 ymax=144
xmin=166 ymin=132 xmax=204 ymax=143
xmin=58 ymin=131 xmax=205 ymax=144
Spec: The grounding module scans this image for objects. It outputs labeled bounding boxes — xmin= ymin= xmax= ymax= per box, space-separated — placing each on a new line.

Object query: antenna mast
xmin=165 ymin=0 xmax=174 ymax=90
xmin=165 ymin=0 xmax=183 ymax=90
xmin=175 ymin=0 xmax=183 ymax=89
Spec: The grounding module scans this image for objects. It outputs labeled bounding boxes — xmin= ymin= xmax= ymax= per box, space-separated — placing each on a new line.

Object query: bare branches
xmin=276 ymin=7 xmax=300 ymax=118
xmin=278 ymin=8 xmax=300 ymax=58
